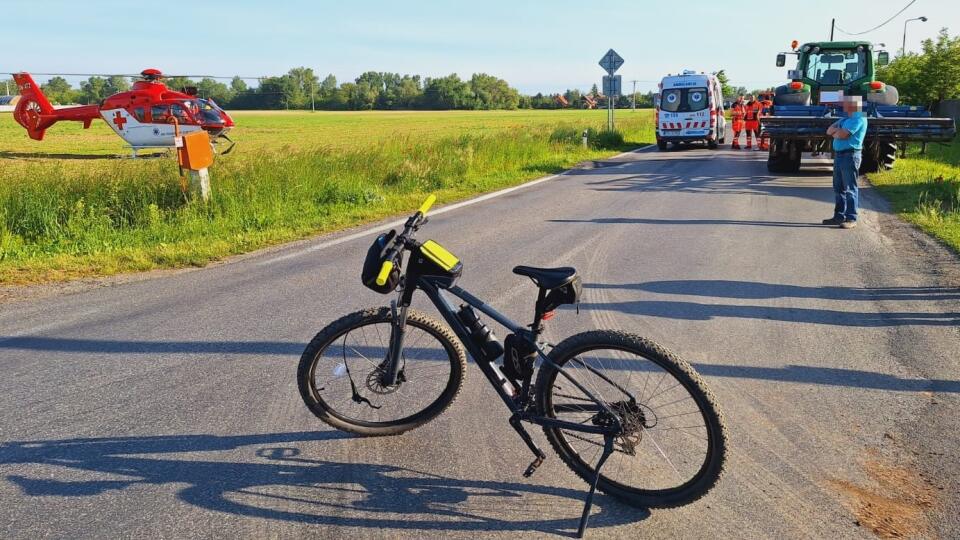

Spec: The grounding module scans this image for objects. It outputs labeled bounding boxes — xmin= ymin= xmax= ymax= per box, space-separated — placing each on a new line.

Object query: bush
xmin=549 ymin=127 xmax=625 ymax=149
xmin=589 ymin=129 xmax=625 ymax=149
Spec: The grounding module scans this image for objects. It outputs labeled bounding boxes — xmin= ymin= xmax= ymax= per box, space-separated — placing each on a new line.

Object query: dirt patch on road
xmin=829 ymin=457 xmax=938 ymax=538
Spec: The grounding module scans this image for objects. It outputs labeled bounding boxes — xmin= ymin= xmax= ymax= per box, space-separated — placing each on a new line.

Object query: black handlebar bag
xmin=361 ymin=230 xmax=400 ymax=294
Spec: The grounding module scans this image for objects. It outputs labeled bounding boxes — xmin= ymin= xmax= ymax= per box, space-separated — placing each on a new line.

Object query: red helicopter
xmin=11 ymin=69 xmax=235 ymax=155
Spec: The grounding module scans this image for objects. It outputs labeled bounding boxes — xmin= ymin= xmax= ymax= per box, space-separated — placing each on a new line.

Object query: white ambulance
xmin=656 ymin=71 xmax=726 ymax=150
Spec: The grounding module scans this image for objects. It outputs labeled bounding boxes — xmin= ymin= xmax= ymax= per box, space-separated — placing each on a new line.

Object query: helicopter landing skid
xmin=123 ymin=146 xmax=169 ymax=159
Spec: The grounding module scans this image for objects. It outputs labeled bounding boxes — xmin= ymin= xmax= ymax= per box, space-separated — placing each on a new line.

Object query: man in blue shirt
xmin=823 ymin=96 xmax=868 ymax=229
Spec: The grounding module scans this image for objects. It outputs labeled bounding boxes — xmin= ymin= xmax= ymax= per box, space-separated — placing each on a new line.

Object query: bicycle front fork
xmin=381 ymin=300 xmax=408 ymax=387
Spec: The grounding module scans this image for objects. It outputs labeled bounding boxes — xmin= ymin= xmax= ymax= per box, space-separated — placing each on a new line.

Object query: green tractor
xmin=762 ymin=40 xmax=956 ymax=173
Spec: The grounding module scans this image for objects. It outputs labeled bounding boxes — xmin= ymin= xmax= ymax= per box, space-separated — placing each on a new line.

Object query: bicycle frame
xmin=387 ymin=273 xmax=629 ymax=437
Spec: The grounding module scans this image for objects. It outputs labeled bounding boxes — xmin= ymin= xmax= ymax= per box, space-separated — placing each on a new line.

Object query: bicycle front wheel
xmin=535 ymin=330 xmax=726 ymax=508
xmin=297 ymin=307 xmax=467 ymax=436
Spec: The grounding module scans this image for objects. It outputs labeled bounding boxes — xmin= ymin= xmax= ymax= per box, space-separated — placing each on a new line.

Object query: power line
xmin=834 ymin=0 xmax=918 ymax=36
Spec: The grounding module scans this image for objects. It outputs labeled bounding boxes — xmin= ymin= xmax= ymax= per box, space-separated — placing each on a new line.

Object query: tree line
xmin=878 ymin=28 xmax=960 ymax=109
xmin=1 ymin=69 xmax=656 ymax=111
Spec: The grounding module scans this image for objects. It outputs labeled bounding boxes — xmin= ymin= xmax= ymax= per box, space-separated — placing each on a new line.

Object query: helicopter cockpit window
xmin=149 ymin=104 xmax=191 ymax=124
xmin=197 ymin=99 xmax=224 ymax=123
xmin=169 ymin=104 xmax=191 ymax=123
xmin=151 ymin=105 xmax=171 ymax=123
xmin=133 ymin=107 xmax=146 ymax=122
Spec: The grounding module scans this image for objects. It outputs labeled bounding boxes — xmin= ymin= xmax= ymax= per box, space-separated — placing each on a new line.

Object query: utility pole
xmin=630 ymin=79 xmax=638 ymax=111
xmin=310 ymin=79 xmax=316 ymax=112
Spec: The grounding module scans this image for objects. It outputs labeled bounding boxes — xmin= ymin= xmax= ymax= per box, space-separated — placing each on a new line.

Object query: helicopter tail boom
xmin=12 ymin=72 xmax=100 ymax=141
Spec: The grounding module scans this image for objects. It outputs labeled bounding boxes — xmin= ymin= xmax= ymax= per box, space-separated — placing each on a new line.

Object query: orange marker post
xmin=176 ymin=130 xmax=214 ymax=201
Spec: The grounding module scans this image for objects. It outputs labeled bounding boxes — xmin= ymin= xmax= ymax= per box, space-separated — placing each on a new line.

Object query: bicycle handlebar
xmin=375 ymin=260 xmax=394 ymax=286
xmin=375 ymin=194 xmax=436 ymax=286
xmin=418 ymin=194 xmax=437 ymax=216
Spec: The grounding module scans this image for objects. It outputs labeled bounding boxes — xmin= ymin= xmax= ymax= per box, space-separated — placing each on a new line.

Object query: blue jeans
xmin=833 ymin=151 xmax=861 ymax=221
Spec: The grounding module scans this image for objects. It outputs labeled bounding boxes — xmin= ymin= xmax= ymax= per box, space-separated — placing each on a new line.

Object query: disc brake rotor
xmin=365 ymin=360 xmax=405 ymax=395
xmin=590 ymin=401 xmax=657 ymax=455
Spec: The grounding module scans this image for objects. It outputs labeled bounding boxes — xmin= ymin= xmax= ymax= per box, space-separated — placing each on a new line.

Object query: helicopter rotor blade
xmin=0 ymin=72 xmax=141 ymax=78
xmin=1 ymin=72 xmax=262 ymax=80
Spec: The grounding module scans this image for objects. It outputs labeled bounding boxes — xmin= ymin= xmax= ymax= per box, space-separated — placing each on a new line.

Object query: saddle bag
xmin=538 ymin=275 xmax=583 ymax=313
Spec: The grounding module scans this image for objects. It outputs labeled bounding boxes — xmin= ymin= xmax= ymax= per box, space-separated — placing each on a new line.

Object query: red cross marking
xmin=112 ymin=111 xmax=127 ymax=130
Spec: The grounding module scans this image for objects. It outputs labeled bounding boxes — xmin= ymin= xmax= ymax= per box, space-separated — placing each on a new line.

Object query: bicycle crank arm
xmin=509 ymin=413 xmax=547 ymax=478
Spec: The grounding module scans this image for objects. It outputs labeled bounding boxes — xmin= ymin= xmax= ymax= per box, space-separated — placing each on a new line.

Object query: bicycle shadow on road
xmin=598 ymin=280 xmax=960 ymax=302
xmin=0 ymin=431 xmax=644 ymax=536
xmin=0 ymin=337 xmax=437 ymax=359
xmin=571 ymin=280 xmax=960 ymax=393
xmin=577 ymin=278 xmax=960 ymax=329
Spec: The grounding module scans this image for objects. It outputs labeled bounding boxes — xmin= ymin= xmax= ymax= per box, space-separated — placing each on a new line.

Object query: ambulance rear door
xmin=659 ymin=80 xmax=712 ymax=138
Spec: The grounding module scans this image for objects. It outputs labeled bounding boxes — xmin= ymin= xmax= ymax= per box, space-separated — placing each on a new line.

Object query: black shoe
xmin=822 ymin=217 xmax=843 ymax=225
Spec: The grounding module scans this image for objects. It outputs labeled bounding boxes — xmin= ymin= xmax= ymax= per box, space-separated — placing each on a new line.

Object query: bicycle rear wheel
xmin=535 ymin=330 xmax=726 ymax=508
xmin=298 ymin=307 xmax=467 ymax=436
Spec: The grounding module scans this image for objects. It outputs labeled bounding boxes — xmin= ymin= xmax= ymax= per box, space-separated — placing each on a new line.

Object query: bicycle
xmin=297 ymin=195 xmax=727 ymax=537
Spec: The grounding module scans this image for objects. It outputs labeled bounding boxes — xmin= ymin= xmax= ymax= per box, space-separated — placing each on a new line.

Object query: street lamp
xmin=902 ymin=16 xmax=928 ymax=56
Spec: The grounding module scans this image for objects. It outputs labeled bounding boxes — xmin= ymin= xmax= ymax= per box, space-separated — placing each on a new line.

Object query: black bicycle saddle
xmin=512 ymin=266 xmax=578 ymax=290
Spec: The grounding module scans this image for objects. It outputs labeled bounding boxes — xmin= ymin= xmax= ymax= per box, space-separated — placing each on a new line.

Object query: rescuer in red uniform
xmin=730 ymin=95 xmax=746 ymax=149
xmin=743 ymin=94 xmax=763 ymax=150
xmin=758 ymin=92 xmax=774 ymax=151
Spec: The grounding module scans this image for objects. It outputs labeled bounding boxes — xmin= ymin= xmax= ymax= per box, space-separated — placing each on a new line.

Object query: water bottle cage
xmin=457 ymin=305 xmax=504 ymax=362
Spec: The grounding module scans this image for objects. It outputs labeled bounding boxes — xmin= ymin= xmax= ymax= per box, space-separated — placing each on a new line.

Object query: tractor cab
xmin=773 ymin=41 xmax=894 ymax=107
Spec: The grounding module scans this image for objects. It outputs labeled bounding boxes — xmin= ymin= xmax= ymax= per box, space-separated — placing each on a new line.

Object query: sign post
xmin=598 ymin=49 xmax=624 ymax=131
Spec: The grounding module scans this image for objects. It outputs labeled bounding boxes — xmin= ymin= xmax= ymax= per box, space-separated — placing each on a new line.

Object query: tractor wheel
xmin=767 ymin=140 xmax=801 ymax=173
xmin=657 ymin=139 xmax=668 ymax=151
xmin=708 ymin=138 xmax=719 ymax=149
xmin=860 ymin=141 xmax=897 ymax=173
xmin=878 ymin=141 xmax=898 ymax=170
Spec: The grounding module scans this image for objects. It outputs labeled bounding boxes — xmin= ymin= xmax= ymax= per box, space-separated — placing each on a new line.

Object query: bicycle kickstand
xmin=576 ymin=434 xmax=614 ymax=538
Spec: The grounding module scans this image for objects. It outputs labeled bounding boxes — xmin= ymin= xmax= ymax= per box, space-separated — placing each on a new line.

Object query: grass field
xmin=0 ymin=109 xmax=655 ymax=284
xmin=869 ymin=141 xmax=960 ymax=254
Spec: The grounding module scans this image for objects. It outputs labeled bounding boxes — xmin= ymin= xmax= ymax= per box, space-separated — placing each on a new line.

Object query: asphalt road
xmin=1 ymin=145 xmax=959 ymax=539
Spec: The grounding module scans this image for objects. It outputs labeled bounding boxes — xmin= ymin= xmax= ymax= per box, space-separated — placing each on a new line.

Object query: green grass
xmin=869 ymin=141 xmax=960 ymax=253
xmin=0 ymin=109 xmax=655 ymax=283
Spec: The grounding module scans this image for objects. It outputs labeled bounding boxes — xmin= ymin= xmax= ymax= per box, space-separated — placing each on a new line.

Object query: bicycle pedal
xmin=523 ymin=456 xmax=544 ymax=478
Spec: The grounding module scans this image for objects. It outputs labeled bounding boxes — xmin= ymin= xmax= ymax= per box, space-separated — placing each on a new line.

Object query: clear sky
xmin=2 ymin=0 xmax=957 ymax=94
